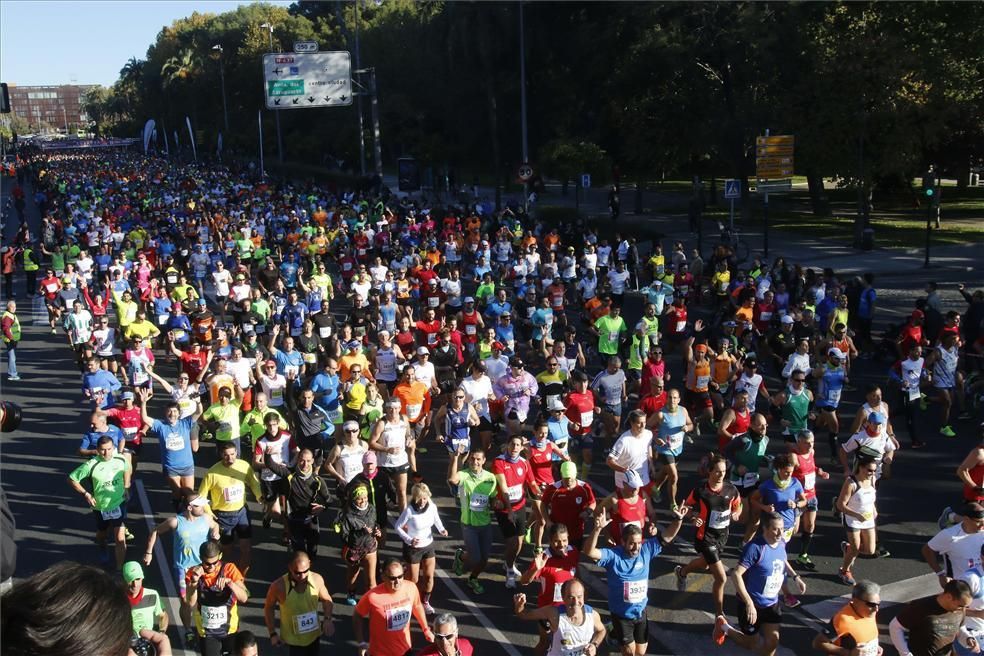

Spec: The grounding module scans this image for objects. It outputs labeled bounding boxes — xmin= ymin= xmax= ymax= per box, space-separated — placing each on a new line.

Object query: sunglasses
xmin=292 ymin=568 xmax=311 ymax=576
xmin=386 ymin=574 xmax=404 ymax=582
xmin=435 ymin=632 xmax=456 ymax=640
xmin=856 ymin=598 xmax=879 ymax=610
xmin=345 ymin=429 xmax=359 ymax=434
xmin=202 ymin=560 xmax=221 ymax=570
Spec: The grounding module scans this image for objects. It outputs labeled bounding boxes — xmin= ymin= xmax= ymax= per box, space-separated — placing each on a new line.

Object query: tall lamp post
xmin=212 ymin=44 xmax=230 ymax=136
xmin=260 ymin=22 xmax=285 ymax=165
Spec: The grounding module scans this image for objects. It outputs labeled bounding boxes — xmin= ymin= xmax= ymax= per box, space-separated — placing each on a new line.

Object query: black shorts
xmin=657 ymin=452 xmax=677 ymax=466
xmin=696 ymin=531 xmax=728 ymax=566
xmin=402 ymin=542 xmax=437 ymax=564
xmin=737 ymin=599 xmax=782 ymax=634
xmin=611 ymin=615 xmax=648 ymax=646
xmin=380 ymin=463 xmax=410 ymax=476
xmin=475 ymin=416 xmax=494 ymax=432
xmin=261 ymin=478 xmax=288 ymax=501
xmin=496 ymin=510 xmax=528 ymax=539
xmin=737 ymin=483 xmax=759 ymax=498
xmin=94 ymin=504 xmax=127 ymax=531
xmin=214 ymin=508 xmax=252 ymax=544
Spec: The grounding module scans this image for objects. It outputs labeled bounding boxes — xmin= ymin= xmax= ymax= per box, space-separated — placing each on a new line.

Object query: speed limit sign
xmin=517 ymin=163 xmax=533 ymax=182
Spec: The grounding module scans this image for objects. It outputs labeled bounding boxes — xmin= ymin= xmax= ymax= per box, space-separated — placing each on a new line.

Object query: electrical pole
xmin=213 ymin=45 xmax=230 ymax=136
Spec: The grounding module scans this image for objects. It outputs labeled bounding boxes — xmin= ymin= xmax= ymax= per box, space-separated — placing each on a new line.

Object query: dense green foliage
xmin=84 ymin=1 xmax=983 ymax=200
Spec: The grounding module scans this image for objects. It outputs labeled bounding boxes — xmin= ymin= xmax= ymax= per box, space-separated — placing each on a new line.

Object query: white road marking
xmin=136 ymin=479 xmax=195 ymax=656
xmin=799 ymin=572 xmax=938 ymax=623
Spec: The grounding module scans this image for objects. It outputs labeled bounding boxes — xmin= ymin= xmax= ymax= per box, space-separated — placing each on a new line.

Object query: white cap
xmin=781 ymin=315 xmax=795 ymax=325
xmin=828 ymin=347 xmax=845 ymax=360
xmin=547 ymin=398 xmax=566 ymax=412
xmin=416 ymin=346 xmax=429 ymax=355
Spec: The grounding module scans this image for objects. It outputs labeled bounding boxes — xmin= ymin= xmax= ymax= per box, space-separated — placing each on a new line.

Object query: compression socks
xmin=800 ymin=532 xmax=814 ymax=556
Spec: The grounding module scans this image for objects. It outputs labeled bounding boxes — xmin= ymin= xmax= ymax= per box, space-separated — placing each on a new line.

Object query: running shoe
xmin=6 ymin=375 xmax=20 ymax=381
xmin=712 ymin=615 xmax=729 ymax=646
xmin=940 ymin=425 xmax=957 ymax=438
xmin=796 ymin=553 xmax=816 ymax=571
xmin=510 ymin=564 xmax=523 ymax=579
xmin=651 ymin=486 xmax=663 ymax=504
xmin=467 ymin=577 xmax=485 ymax=594
xmin=124 ymin=527 xmax=135 ymax=542
xmin=452 ymin=548 xmax=465 ymax=576
xmin=674 ymin=565 xmax=687 ymax=592
xmin=938 ymin=506 xmax=954 ymax=530
xmin=505 ymin=570 xmax=517 ymax=589
xmin=184 ymin=631 xmax=198 ymax=647
xmin=838 ymin=568 xmax=856 ymax=586
xmin=782 ymin=593 xmax=801 ymax=608
xmin=876 ymin=545 xmax=891 ymax=559
xmin=345 ymin=594 xmax=358 ymax=606
xmin=423 ymin=601 xmax=436 ymax=615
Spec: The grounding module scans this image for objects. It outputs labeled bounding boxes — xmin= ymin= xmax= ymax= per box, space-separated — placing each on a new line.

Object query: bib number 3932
xmin=623 ymin=579 xmax=647 ymax=603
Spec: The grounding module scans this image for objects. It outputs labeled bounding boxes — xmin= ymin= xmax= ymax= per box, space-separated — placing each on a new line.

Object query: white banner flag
xmin=185 ymin=116 xmax=197 ymax=162
xmin=142 ymin=119 xmax=156 ymax=154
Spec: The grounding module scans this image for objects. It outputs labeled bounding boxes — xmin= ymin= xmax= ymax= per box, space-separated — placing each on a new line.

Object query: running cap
xmin=547 ymin=398 xmax=566 ymax=412
xmin=416 ymin=346 xmax=430 ymax=355
xmin=120 ymin=391 xmax=135 ymax=401
xmin=346 ymin=340 xmax=361 ymax=350
xmin=560 ymin=461 xmax=577 ymax=480
xmin=781 ymin=315 xmax=795 ymax=324
xmin=122 ymin=561 xmax=144 ymax=583
xmin=464 ymin=296 xmax=475 ymax=304
xmin=363 ymin=451 xmax=377 ymax=464
xmin=828 ymin=347 xmax=845 ymax=360
xmin=197 ymin=299 xmax=207 ymax=306
xmin=623 ymin=469 xmax=643 ymax=489
xmin=491 ymin=341 xmax=505 ymax=351
xmin=867 ymin=411 xmax=886 ymax=425
xmin=343 ymin=420 xmax=360 ymax=431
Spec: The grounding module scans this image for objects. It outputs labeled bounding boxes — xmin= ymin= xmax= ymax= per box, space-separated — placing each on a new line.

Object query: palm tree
xmin=161 ymin=48 xmax=201 ymax=89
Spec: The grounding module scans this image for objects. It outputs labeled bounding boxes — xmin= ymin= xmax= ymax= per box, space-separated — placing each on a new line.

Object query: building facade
xmin=6 ymin=84 xmax=99 ymax=134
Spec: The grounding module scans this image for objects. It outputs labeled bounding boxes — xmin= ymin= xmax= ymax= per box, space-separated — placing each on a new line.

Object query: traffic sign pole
xmin=729 ymin=197 xmax=735 ymax=231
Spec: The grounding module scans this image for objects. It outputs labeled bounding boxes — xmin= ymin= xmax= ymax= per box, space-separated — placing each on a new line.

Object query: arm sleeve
xmin=394 ymin=506 xmax=413 ymax=543
xmin=889 ymin=617 xmax=911 ymax=656
xmin=431 ymin=504 xmax=446 ymax=535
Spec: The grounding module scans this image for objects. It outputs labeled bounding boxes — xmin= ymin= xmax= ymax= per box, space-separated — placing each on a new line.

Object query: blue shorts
xmin=164 ymin=464 xmax=196 ymax=479
xmin=215 ymin=508 xmax=252 ymax=544
xmin=463 ymin=524 xmax=494 ymax=563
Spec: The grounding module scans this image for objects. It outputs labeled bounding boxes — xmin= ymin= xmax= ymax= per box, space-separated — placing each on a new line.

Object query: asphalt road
xmin=2 ymin=170 xmax=981 ymax=656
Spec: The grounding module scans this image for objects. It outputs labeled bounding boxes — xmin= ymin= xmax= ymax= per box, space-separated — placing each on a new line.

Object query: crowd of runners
xmin=2 ymin=146 xmax=984 ymax=656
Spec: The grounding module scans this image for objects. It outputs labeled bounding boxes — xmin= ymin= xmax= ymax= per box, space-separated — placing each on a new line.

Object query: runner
xmin=584 ymin=505 xmax=687 ymax=656
xmin=394 ymin=483 xmax=448 ymax=615
xmin=197 ymin=440 xmax=263 ymax=573
xmin=836 ymin=454 xmax=880 ymax=586
xmin=144 ymin=490 xmax=220 ymax=638
xmin=124 ymin=561 xmax=169 ymax=635
xmin=185 ymin=540 xmax=249 ymax=656
xmin=812 ymin=348 xmax=848 ymax=459
xmin=493 ymin=434 xmax=542 ymax=589
xmin=923 ymin=502 xmax=984 ymax=585
xmin=418 ymin=613 xmax=476 ymax=656
xmin=263 ymin=551 xmax=335 ymax=655
xmin=712 ymin=512 xmax=807 ymax=652
xmin=811 ymin=580 xmax=881 ymax=656
xmin=338 ymin=481 xmax=382 ymax=605
xmin=675 ymin=453 xmax=742 ymax=618
xmin=650 ymin=390 xmax=694 ymax=510
xmin=353 ymin=558 xmax=433 ymax=656
xmin=370 ymin=399 xmax=412 ymax=511
xmin=788 ymin=430 xmax=829 ymax=572
xmin=540 ymin=461 xmax=597 ymax=546
xmin=513 ymin=578 xmax=607 ymax=656
xmin=889 ymin=580 xmax=972 ymax=656
xmin=449 ymin=446 xmax=498 ymax=594
xmin=67 ymin=434 xmax=132 ymax=568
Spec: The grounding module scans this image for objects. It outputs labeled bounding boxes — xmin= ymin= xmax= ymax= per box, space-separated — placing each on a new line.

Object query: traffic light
xmin=0 ymin=83 xmax=9 ymax=114
xmin=922 ymin=170 xmax=940 ymax=207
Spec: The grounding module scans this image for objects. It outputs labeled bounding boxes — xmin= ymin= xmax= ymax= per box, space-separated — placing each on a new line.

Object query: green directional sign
xmin=267 ymin=79 xmax=305 ymax=96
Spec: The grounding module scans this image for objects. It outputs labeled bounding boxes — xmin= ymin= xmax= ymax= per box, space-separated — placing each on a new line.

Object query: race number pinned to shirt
xmin=623 ymin=579 xmax=648 ymax=603
xmin=201 ymin=605 xmax=229 ymax=630
xmin=222 ymin=483 xmax=245 ymax=504
xmin=294 ymin=611 xmax=319 ymax=634
xmin=385 ymin=605 xmax=411 ymax=631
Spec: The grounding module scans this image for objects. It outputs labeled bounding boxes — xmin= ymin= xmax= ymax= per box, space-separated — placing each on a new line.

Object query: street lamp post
xmin=260 ymin=22 xmax=285 ymax=166
xmin=212 ymin=45 xmax=230 ymax=137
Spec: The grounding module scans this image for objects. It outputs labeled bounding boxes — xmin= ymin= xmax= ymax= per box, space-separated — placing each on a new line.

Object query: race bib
xmin=552 ymin=582 xmax=564 ymax=603
xmin=907 ymin=386 xmax=921 ymax=401
xmin=828 ymin=389 xmax=842 ymax=405
xmin=294 ymin=611 xmax=319 ymax=634
xmin=327 ymin=408 xmax=343 ymax=423
xmin=319 ymin=326 xmax=331 ymax=339
xmin=763 ymin=569 xmax=784 ymax=599
xmin=201 ymin=605 xmax=228 ymax=630
xmin=165 ymin=433 xmax=185 ymax=451
xmin=675 ymin=320 xmax=686 ymax=333
xmin=406 ymin=403 xmax=423 ymax=420
xmin=428 ymin=296 xmax=440 ymax=308
xmin=623 ymin=579 xmax=648 ymax=603
xmin=696 ymin=375 xmax=710 ymax=389
xmin=469 ymin=493 xmax=489 ymax=512
xmin=742 ymin=472 xmax=759 ymax=487
xmin=552 ymin=296 xmax=563 ymax=308
xmin=580 ymin=411 xmax=593 ymax=427
xmin=357 ymin=248 xmax=367 ymax=256
xmin=123 ymin=426 xmax=138 ymax=436
xmin=506 ymin=484 xmax=523 ymax=502
xmin=303 ymin=352 xmax=317 ymax=364
xmin=172 ymin=329 xmax=186 ymax=340
xmin=385 ymin=606 xmax=411 ymax=631
xmin=708 ymin=509 xmax=731 ymax=530
xmin=100 ymin=506 xmax=122 ymax=520
xmin=759 ymin=312 xmax=773 ymax=322
xmin=465 ymin=325 xmax=476 ymax=335
xmin=608 ymin=331 xmax=619 ymax=342
xmin=285 ymin=365 xmax=299 ymax=379
xmin=45 ymin=282 xmax=59 ymax=293
xmin=157 ymin=314 xmax=168 ymax=325
xmin=222 ymin=484 xmax=245 ymax=504
xmin=857 ymin=639 xmax=879 ymax=656
xmin=803 ymin=472 xmax=816 ymax=491
xmin=342 ymin=262 xmax=352 ymax=271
